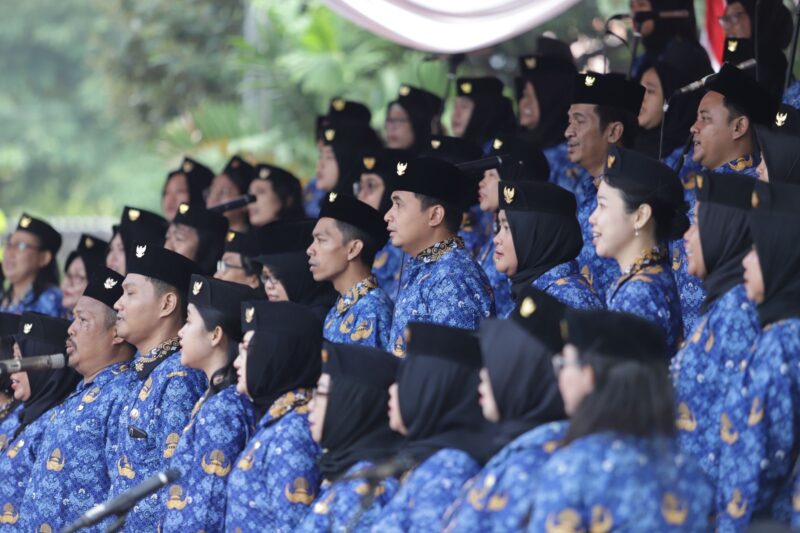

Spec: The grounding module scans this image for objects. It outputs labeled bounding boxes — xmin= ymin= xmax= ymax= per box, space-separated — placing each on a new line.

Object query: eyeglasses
xmin=259 ymin=272 xmax=279 ymax=286
xmin=718 ymin=11 xmax=746 ymax=27
xmin=552 ymin=355 xmax=584 ymax=374
xmin=312 ymin=388 xmax=329 ymax=401
xmin=216 ymin=260 xmax=245 ymax=274
xmin=352 ymin=180 xmax=382 ymax=196
xmin=385 ymin=117 xmax=410 ymax=126
xmin=4 ymin=240 xmax=41 ymax=252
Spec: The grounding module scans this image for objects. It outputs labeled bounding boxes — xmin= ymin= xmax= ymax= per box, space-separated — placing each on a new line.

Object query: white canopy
xmin=320 ymin=0 xmax=581 ymax=53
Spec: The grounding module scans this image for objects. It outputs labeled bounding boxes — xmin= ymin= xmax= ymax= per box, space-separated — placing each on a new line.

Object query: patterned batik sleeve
xmin=528 ymin=453 xmax=588 ymax=533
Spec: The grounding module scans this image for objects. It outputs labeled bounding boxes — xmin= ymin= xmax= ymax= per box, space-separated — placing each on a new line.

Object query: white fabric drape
xmin=320 ymin=0 xmax=581 ymax=53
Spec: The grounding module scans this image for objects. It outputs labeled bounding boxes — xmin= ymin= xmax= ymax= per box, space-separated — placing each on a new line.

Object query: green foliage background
xmin=0 ymin=0 xmax=761 ymax=220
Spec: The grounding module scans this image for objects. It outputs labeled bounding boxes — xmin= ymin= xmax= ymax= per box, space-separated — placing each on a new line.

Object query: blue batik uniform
xmin=20 ymin=361 xmax=133 ymax=532
xmin=389 ymin=237 xmax=494 ymax=356
xmin=545 ymin=142 xmax=582 ymax=196
xmin=783 ymin=80 xmax=800 ymax=110
xmin=162 ymin=386 xmax=256 ymax=532
xmin=323 ymin=277 xmax=394 ymax=351
xmin=532 ymin=260 xmax=604 ymax=314
xmin=372 ymin=448 xmax=481 ymax=532
xmin=443 ymin=421 xmax=568 ymax=532
xmin=459 ymin=207 xmax=493 ymax=259
xmin=530 ymin=433 xmax=713 ymax=533
xmin=297 ymin=460 xmax=400 ymax=532
xmin=664 ymin=145 xmax=706 ymax=338
xmin=574 ymin=172 xmax=620 ymax=302
xmin=606 ymin=248 xmax=683 ymax=355
xmin=372 ymin=243 xmax=406 ymax=302
xmin=0 ymin=410 xmax=53 ymax=530
xmin=478 ymin=239 xmax=514 ymax=319
xmin=225 ymin=389 xmax=321 ymax=532
xmin=0 ymin=404 xmax=21 ymax=454
xmin=0 ymin=285 xmax=65 ymax=318
xmin=304 ymin=177 xmax=326 ymax=218
xmin=107 ymin=339 xmax=206 ymax=531
xmin=715 ymin=318 xmax=800 ymax=531
xmin=671 ymin=285 xmax=760 ymax=492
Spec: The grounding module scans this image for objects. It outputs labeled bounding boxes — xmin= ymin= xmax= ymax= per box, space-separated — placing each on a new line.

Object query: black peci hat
xmin=498 ymin=180 xmax=577 ymax=217
xmin=456 ymin=77 xmax=505 ymax=100
xmin=240 ymin=299 xmax=321 ymax=334
xmin=318 ymin=192 xmax=389 ymax=249
xmin=17 ymin=312 xmax=70 ymax=347
xmin=223 ymin=230 xmax=259 ymax=256
xmin=421 ymin=135 xmax=483 ymax=164
xmin=405 ymin=322 xmax=481 ymax=368
xmin=188 ymin=274 xmax=264 ymax=341
xmin=222 ymin=155 xmax=257 ymax=195
xmin=561 ymin=308 xmax=668 ymax=362
xmin=695 ymin=171 xmax=757 ymax=209
xmin=172 ymin=203 xmax=230 ymax=236
xmin=252 ymin=220 xmax=316 ymax=258
xmin=0 ymin=312 xmax=19 ymax=338
xmin=65 ymin=233 xmax=109 ymax=282
xmin=572 ymin=72 xmax=645 ymax=116
xmin=169 ymin=156 xmax=215 ymax=206
xmin=81 ymin=266 xmax=125 ymax=311
xmin=509 ymin=286 xmax=568 ymax=354
xmin=126 ymin=244 xmax=202 ymax=297
xmin=721 ymin=37 xmax=755 ymax=67
xmin=602 ymin=146 xmax=689 ymax=240
xmin=487 ymin=133 xmax=550 ymax=182
xmin=706 ymin=63 xmax=778 ymax=126
xmin=118 ymin=206 xmax=168 ymax=255
xmin=389 ymin=156 xmax=470 ymax=208
xmin=16 ymin=213 xmax=62 ymax=254
xmin=321 ymin=341 xmax=399 ymax=388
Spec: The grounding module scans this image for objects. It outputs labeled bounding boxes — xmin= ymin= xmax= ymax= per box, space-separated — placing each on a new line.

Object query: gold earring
xmin=634 ymin=227 xmax=639 ymax=237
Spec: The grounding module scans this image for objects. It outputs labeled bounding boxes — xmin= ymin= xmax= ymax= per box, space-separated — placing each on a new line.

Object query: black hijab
xmin=244 ymin=301 xmax=322 ymax=416
xmin=317 ymin=342 xmax=403 ymax=480
xmin=515 ymin=45 xmax=577 ymax=149
xmin=500 ymin=181 xmax=583 ymax=299
xmin=749 ymin=182 xmax=800 ymax=325
xmin=634 ymin=40 xmax=712 ymax=159
xmin=479 ymin=318 xmax=565 ymax=451
xmin=323 ymin=126 xmax=383 ymax=197
xmin=388 ymin=85 xmax=443 ymax=154
xmin=15 ymin=315 xmax=80 ymax=438
xmin=755 ymin=126 xmax=800 ymax=184
xmin=457 ymin=77 xmax=516 ymax=148
xmin=696 ymin=173 xmax=755 ymax=313
xmin=397 ymin=322 xmax=495 ymax=465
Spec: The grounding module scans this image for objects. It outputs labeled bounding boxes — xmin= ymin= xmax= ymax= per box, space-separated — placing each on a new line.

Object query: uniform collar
xmin=413 ymin=236 xmax=464 ymax=264
xmin=258 ymin=388 xmax=312 ymax=427
xmin=75 ymin=360 xmax=131 ymax=393
xmin=334 ymin=276 xmax=378 ymax=316
xmin=133 ymin=337 xmax=180 ymax=380
xmin=611 ymin=246 xmax=667 ymax=297
xmin=713 ymin=153 xmax=759 ymax=174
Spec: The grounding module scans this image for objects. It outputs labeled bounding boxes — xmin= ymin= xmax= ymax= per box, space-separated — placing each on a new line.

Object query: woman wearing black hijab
xmin=374 ymin=322 xmax=494 ymax=532
xmin=672 ymin=172 xmax=762 ymax=492
xmin=299 ymin=342 xmax=403 ymax=531
xmin=492 ymin=180 xmax=602 ymax=316
xmin=451 ymin=77 xmax=516 ymax=152
xmin=755 ymin=126 xmax=800 ymax=184
xmin=716 ymin=181 xmax=800 ymax=530
xmin=316 ymin=125 xmax=383 ymax=200
xmin=225 ymin=301 xmax=323 ymax=532
xmin=385 ymin=85 xmax=443 ymax=153
xmin=253 ymin=220 xmax=338 ymax=322
xmin=444 ymin=287 xmax=568 ymax=532
xmin=0 ymin=313 xmax=21 ymax=445
xmin=0 ymin=312 xmax=79 ymax=522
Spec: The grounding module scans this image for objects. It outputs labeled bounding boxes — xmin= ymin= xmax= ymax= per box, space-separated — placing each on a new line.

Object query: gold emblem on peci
xmin=431 ymin=139 xmax=441 ymax=149
xmin=135 ymin=245 xmax=147 ymax=258
xmin=128 ymin=209 xmax=141 ymax=222
xmin=519 ymin=297 xmax=536 ymax=318
xmin=525 ymin=56 xmax=537 ymax=69
xmin=503 ymin=186 xmax=515 ymax=205
xmin=179 ymin=203 xmax=190 ymax=215
xmin=584 ymin=75 xmax=596 ymax=87
xmin=493 ymin=138 xmax=503 ymax=150
xmin=245 ymin=306 xmax=255 ymax=324
xmin=332 ymin=98 xmax=346 ymax=111
xmin=727 ymin=39 xmax=738 ymax=53
xmin=607 ymin=154 xmax=616 ymax=168
xmin=363 ymin=157 xmax=376 ymax=170
xmin=192 ymin=281 xmax=203 ymax=296
xmin=19 ymin=216 xmax=32 ymax=228
xmin=328 ymin=192 xmax=338 ymax=202
xmin=324 ymin=129 xmax=336 ymax=142
xmin=23 ymin=323 xmax=32 ymax=335
xmin=396 ymin=162 xmax=408 ymax=176
xmin=399 ymin=85 xmax=411 ymax=96
xmin=460 ymin=82 xmax=473 ymax=94
xmin=776 ymin=112 xmax=788 ymax=127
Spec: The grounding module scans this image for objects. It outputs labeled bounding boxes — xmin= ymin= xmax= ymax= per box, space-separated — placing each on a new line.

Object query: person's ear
xmin=605 ymin=121 xmax=624 ymax=145
xmin=428 ymin=205 xmax=446 ymax=227
xmin=36 ymin=250 xmax=53 ymax=269
xmin=159 ymin=291 xmax=179 ymax=318
xmin=731 ymin=115 xmax=750 ymax=141
xmin=209 ymin=325 xmax=224 ymax=348
xmin=346 ymin=239 xmax=364 ymax=262
xmin=634 ymin=203 xmax=654 ymax=231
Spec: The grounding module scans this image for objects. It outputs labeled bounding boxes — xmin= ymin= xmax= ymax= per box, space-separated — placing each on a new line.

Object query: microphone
xmin=675 ymin=59 xmax=757 ymax=95
xmin=208 ymin=194 xmax=256 ymax=214
xmin=455 ymin=154 xmax=512 ymax=174
xmin=0 ymin=354 xmax=65 ymax=374
xmin=63 ymin=468 xmax=180 ymax=533
xmin=632 ymin=9 xmax=690 ymax=24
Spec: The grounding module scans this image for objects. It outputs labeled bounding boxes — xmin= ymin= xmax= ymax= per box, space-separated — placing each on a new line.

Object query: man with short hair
xmin=21 ymin=267 xmax=136 ymax=532
xmin=565 ymin=71 xmax=645 ymax=301
xmin=384 ymin=157 xmax=494 ymax=356
xmin=690 ymin=63 xmax=776 ymax=176
xmin=107 ymin=245 xmax=206 ymax=530
xmin=308 ymin=193 xmax=393 ymax=350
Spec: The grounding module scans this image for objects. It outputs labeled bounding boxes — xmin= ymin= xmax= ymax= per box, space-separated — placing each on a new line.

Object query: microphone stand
xmin=786 ymin=0 xmax=800 ymax=90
